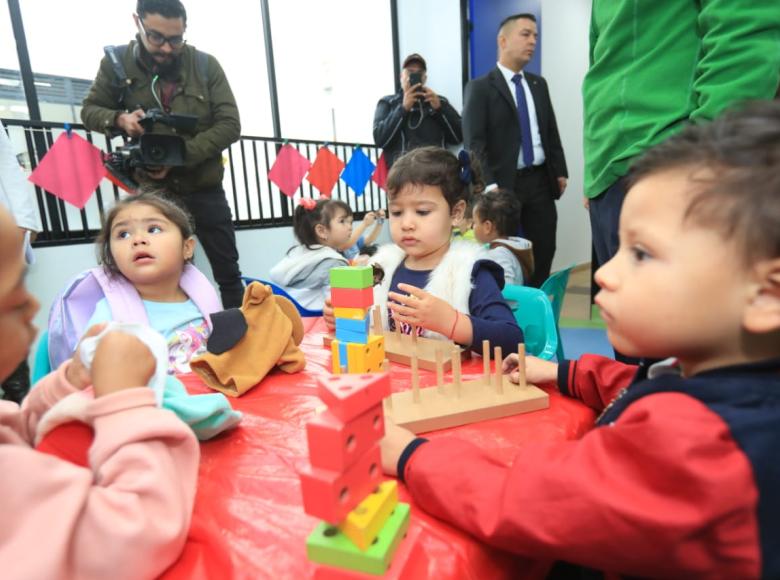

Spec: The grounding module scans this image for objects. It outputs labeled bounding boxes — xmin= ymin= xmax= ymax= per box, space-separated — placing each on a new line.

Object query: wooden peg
xmin=452 ymin=345 xmax=462 ymax=398
xmin=482 ymin=340 xmax=490 ymax=384
xmin=411 ymin=351 xmax=420 ymax=403
xmin=372 ymin=304 xmax=382 ymax=335
xmin=517 ymin=343 xmax=527 ymax=388
xmin=494 ymin=346 xmax=503 ymax=394
xmin=381 ymin=358 xmax=390 ymax=373
xmin=435 ymin=348 xmax=444 ymax=393
xmin=411 ymin=325 xmax=419 ymax=347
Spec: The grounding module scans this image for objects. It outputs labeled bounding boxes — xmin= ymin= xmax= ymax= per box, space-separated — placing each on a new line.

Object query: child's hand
xmin=363 ymin=212 xmax=377 ymax=226
xmin=380 ymin=420 xmax=417 ymax=476
xmin=91 ymin=331 xmax=156 ymax=398
xmin=65 ymin=323 xmax=107 ymax=389
xmin=388 ymin=283 xmax=455 ymax=336
xmin=323 ymin=297 xmax=335 ymax=331
xmin=502 ymin=353 xmax=558 ymax=385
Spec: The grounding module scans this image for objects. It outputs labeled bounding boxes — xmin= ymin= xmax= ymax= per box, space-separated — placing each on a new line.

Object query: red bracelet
xmin=448 ymin=310 xmax=460 ymax=340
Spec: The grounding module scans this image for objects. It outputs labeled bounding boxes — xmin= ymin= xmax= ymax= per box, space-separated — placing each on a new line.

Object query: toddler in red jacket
xmin=381 ymin=102 xmax=780 ymax=578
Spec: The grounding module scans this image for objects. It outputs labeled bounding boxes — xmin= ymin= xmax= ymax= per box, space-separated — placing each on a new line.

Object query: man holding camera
xmin=81 ymin=0 xmax=244 ymax=308
xmin=373 ymin=54 xmax=462 ymax=168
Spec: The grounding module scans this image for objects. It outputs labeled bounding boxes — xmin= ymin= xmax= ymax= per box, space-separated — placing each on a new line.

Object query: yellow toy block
xmin=334 ymin=307 xmax=369 ymax=320
xmin=346 ymin=335 xmax=385 ymax=373
xmin=338 ymin=481 xmax=399 ymax=551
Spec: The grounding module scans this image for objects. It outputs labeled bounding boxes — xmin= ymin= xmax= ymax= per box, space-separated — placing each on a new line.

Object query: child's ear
xmin=314 ymin=223 xmax=328 ymax=242
xmin=451 ymin=200 xmax=466 ymax=225
xmin=182 ymin=237 xmax=196 ymax=261
xmin=744 ymin=258 xmax=780 ymax=333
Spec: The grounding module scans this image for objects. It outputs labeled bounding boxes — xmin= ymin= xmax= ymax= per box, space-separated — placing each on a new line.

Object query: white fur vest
xmin=369 ymin=241 xmax=488 ymax=339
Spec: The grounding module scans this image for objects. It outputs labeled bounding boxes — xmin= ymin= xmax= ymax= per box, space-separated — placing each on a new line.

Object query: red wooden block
xmin=307 ymin=404 xmax=385 ymax=472
xmin=299 ymin=444 xmax=383 ymax=524
xmin=330 ymin=286 xmax=374 ymax=309
xmin=317 ymin=373 xmax=391 ymax=422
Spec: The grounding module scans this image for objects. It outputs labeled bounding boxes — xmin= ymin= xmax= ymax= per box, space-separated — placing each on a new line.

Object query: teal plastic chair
xmin=501 ymin=285 xmax=558 ymax=361
xmin=540 ymin=265 xmax=574 ymax=361
xmin=241 ymin=276 xmax=323 ymax=317
xmin=31 ymin=329 xmax=51 ymax=385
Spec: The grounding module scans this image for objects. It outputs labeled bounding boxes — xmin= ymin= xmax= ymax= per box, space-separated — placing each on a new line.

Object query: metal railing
xmin=1 ymin=118 xmax=387 ymax=247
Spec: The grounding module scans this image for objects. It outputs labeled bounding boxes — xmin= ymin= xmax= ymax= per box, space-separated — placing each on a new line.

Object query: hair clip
xmin=298 ymin=198 xmax=317 ymax=211
xmin=458 ymin=150 xmax=472 ymax=184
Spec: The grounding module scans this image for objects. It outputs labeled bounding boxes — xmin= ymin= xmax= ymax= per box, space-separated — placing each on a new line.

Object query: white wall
xmin=541 ymin=0 xmax=592 ymax=270
xmin=397 ymin=0 xmax=464 ymax=111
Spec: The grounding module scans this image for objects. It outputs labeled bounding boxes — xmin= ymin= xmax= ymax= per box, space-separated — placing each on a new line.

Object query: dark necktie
xmin=511 ymin=73 xmax=534 ymax=167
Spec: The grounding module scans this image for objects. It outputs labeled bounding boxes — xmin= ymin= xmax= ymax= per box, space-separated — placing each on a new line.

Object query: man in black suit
xmin=463 ymin=13 xmax=567 ymax=287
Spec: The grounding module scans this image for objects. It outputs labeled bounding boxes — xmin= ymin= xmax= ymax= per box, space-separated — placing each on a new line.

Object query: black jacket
xmin=463 ymin=67 xmax=567 ymax=195
xmin=373 ymin=92 xmax=462 ymax=168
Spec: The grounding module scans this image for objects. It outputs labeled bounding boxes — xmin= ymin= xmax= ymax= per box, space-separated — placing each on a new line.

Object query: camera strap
xmin=103 ymin=44 xmax=211 ymax=110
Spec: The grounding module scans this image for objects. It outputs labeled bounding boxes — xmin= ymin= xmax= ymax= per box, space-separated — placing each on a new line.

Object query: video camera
xmin=104 ymin=109 xmax=198 ymax=192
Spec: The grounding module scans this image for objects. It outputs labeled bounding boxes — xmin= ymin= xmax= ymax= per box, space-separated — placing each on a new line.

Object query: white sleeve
xmin=0 ymin=121 xmax=42 ymax=232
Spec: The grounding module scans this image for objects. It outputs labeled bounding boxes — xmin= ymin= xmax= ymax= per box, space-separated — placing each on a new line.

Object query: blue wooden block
xmin=338 ymin=341 xmax=348 ymax=364
xmin=335 ymin=327 xmax=369 ymax=345
xmin=335 ymin=315 xmax=370 ymax=335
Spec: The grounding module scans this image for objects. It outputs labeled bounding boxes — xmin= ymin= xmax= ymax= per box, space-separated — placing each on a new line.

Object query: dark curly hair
xmin=386 ymin=147 xmax=483 ymax=209
xmin=627 ymin=100 xmax=780 ymax=263
xmin=472 ymin=188 xmax=522 ymax=238
xmin=292 ymin=198 xmax=352 ymax=249
xmin=97 ymin=190 xmax=195 ymax=277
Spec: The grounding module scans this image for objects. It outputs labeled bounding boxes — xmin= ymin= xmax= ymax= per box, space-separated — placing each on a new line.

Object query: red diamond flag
xmin=306 ymin=146 xmax=345 ymax=198
xmin=28 ymin=131 xmax=106 ymax=209
xmin=372 ymin=151 xmax=388 ymax=191
xmin=268 ymin=144 xmax=312 ymax=198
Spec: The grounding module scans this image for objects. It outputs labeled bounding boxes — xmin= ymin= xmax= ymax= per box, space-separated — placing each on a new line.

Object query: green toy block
xmin=306 ymin=502 xmax=411 ymax=575
xmin=330 ymin=266 xmax=373 ymax=290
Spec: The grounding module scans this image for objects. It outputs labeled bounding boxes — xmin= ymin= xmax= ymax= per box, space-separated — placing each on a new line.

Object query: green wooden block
xmin=306 ymin=502 xmax=411 ymax=575
xmin=330 ymin=266 xmax=373 ymax=290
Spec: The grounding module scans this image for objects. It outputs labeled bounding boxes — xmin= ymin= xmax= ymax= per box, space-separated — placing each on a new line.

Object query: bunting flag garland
xmin=340 ymin=147 xmax=375 ymax=196
xmin=371 ymin=151 xmax=388 ymax=191
xmin=268 ymin=144 xmax=312 ymax=198
xmin=306 ymin=146 xmax=345 ymax=198
xmin=28 ymin=131 xmax=106 ymax=209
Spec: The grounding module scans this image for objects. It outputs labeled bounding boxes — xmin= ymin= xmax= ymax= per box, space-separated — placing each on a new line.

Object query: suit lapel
xmin=489 ymin=68 xmax=516 ymax=114
xmin=525 ymin=72 xmax=546 ymax=129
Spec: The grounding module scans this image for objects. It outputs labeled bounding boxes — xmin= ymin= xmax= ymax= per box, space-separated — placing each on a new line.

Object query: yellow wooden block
xmin=347 ymin=335 xmax=385 ymax=373
xmin=331 ymin=339 xmax=344 ymax=374
xmin=338 ymin=480 xmax=399 ymax=551
xmin=334 ymin=307 xmax=369 ymax=320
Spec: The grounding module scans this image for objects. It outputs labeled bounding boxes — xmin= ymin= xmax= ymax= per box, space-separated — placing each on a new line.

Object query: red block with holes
xmin=317 ymin=373 xmax=390 ymax=423
xmin=306 ymin=404 xmax=385 ymax=472
xmin=299 ymin=444 xmax=383 ymax=524
xmin=330 ymin=287 xmax=374 ymax=310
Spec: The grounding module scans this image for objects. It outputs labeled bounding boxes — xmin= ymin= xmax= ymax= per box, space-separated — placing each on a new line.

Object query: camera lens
xmin=147 ymin=145 xmax=167 ymax=163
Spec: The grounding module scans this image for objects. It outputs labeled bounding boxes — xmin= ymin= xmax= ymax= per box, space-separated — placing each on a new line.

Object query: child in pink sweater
xmin=0 ymin=205 xmax=199 ymax=579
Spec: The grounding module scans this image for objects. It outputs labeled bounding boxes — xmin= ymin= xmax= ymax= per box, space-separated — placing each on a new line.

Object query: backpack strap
xmin=180 ymin=263 xmax=224 ymax=330
xmin=103 ymin=44 xmax=132 ymax=108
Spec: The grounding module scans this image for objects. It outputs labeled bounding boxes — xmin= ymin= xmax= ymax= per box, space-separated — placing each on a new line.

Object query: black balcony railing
xmin=1 ymin=118 xmax=387 ymax=247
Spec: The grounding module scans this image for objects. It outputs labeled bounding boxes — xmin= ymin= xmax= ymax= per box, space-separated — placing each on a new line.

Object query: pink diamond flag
xmin=268 ymin=144 xmax=312 ymax=198
xmin=28 ymin=131 xmax=106 ymax=210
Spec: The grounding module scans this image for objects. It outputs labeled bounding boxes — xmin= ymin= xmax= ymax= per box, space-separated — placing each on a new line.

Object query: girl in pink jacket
xmin=0 ymin=204 xmax=200 ymax=579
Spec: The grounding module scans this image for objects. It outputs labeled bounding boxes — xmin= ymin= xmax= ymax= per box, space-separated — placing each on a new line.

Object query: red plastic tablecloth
xmin=162 ymin=319 xmax=597 ymax=579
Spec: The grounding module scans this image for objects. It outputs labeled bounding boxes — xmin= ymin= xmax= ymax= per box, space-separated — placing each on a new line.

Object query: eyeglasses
xmin=138 ymin=19 xmax=186 ymax=48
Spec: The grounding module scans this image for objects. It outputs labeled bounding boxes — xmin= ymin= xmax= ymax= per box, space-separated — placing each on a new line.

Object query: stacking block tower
xmin=330 ymin=266 xmax=385 ymax=374
xmin=300 ymin=373 xmax=413 ymax=576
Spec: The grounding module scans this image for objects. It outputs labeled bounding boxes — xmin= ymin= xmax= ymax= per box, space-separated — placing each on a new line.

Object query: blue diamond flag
xmin=340 ymin=147 xmax=376 ymax=196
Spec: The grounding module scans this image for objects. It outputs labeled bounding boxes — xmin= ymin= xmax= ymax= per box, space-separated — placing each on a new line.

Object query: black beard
xmin=138 ymin=41 xmax=182 ymax=79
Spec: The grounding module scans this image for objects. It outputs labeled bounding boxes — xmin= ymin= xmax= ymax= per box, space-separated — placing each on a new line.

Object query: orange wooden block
xmin=306 ymin=404 xmax=385 ymax=472
xmin=299 ymin=444 xmax=383 ymax=524
xmin=330 ymin=287 xmax=374 ymax=309
xmin=317 ymin=373 xmax=391 ymax=422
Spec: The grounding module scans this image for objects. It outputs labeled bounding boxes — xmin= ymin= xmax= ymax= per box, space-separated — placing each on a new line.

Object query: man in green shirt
xmin=583 ymin=1 xmax=780 ymax=273
xmin=82 ymin=0 xmax=244 ymax=308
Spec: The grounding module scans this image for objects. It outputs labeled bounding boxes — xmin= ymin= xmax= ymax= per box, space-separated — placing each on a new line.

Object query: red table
xmin=163 ymin=319 xmax=596 ymax=579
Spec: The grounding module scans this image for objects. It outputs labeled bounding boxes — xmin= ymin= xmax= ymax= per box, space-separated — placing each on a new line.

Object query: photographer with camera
xmin=81 ymin=0 xmax=244 ymax=309
xmin=373 ymin=54 xmax=462 ymax=169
